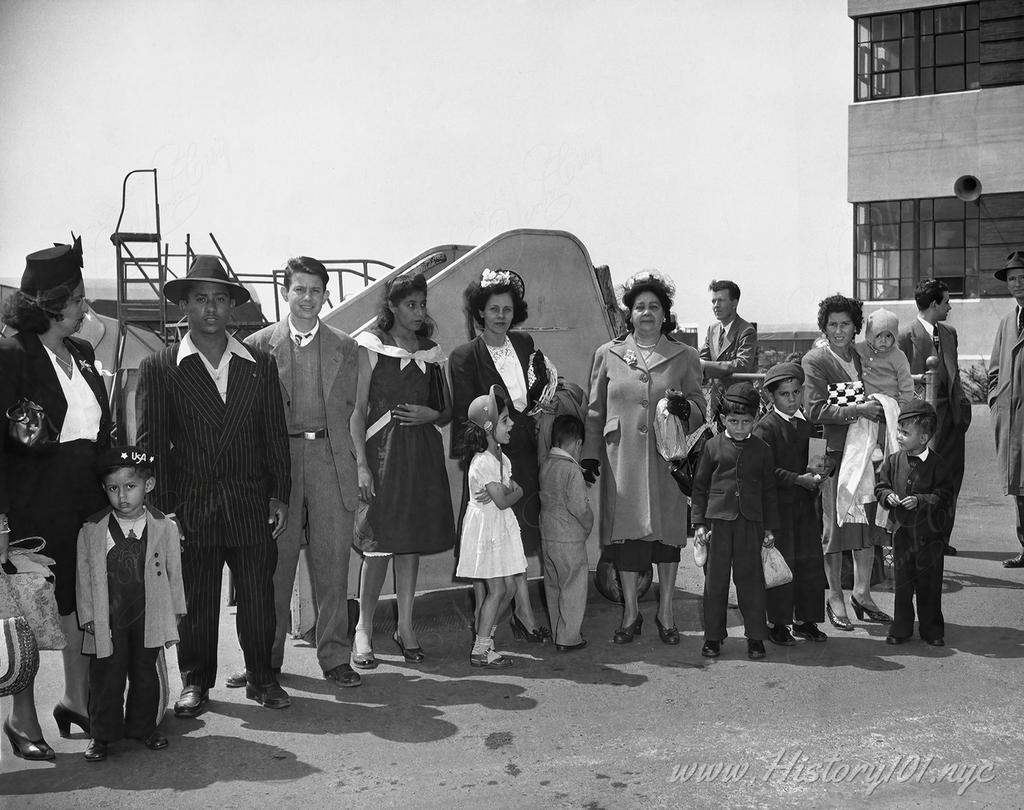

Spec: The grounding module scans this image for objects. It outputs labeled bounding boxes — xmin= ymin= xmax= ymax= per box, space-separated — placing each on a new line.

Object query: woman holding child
xmin=802 ymin=294 xmax=892 ymax=631
xmin=351 ymin=273 xmax=455 ymax=667
xmin=583 ymin=272 xmax=706 ymax=645
xmin=0 ymin=237 xmax=112 ymax=758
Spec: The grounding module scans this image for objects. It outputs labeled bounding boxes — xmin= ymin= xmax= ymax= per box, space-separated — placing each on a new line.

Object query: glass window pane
xmin=901 ymin=279 xmax=917 ymax=299
xmin=901 ymin=251 xmax=916 ymax=278
xmin=920 ymin=223 xmax=934 ymax=249
xmin=875 ymin=280 xmax=899 ymax=300
xmin=878 ymin=251 xmax=900 ymax=278
xmin=935 ymin=33 xmax=964 ymax=66
xmin=941 ymin=276 xmax=965 ymax=296
xmin=921 ymin=68 xmax=935 ymax=94
xmin=855 ymin=203 xmax=869 ymax=226
xmin=966 ymin=62 xmax=979 ymax=90
xmin=902 ymin=37 xmax=917 ymax=68
xmin=857 ymin=254 xmax=870 ymax=282
xmin=901 ymin=69 xmax=917 ymax=96
xmin=857 ymin=44 xmax=871 ymax=75
xmin=921 ymin=199 xmax=933 ymax=220
xmin=858 ymin=19 xmax=871 ymax=43
xmin=921 ymin=37 xmax=934 ymax=68
xmin=934 ymin=198 xmax=964 ymax=220
xmin=901 ymin=222 xmax=915 ymax=246
xmin=965 ymin=247 xmax=978 ymax=273
xmin=873 ymin=72 xmax=900 ymax=98
xmin=857 ymin=225 xmax=872 ymax=253
xmin=966 ymin=30 xmax=979 ymax=61
xmin=936 ymin=65 xmax=964 ymax=93
xmin=935 ymin=221 xmax=964 ymax=247
xmin=921 ymin=10 xmax=933 ymax=36
xmin=901 ymin=200 xmax=915 ymax=221
xmin=966 ymin=199 xmax=980 ymax=218
xmin=919 ymin=250 xmax=933 ymax=275
xmin=965 ymin=275 xmax=979 ymax=297
xmin=933 ymin=248 xmax=964 ymax=275
xmin=965 ymin=219 xmax=979 ymax=246
xmin=874 ymin=41 xmax=900 ymax=70
xmin=873 ymin=14 xmax=901 ymax=41
xmin=902 ymin=11 xmax=916 ymax=37
xmin=873 ymin=225 xmax=899 ymax=251
xmin=871 ymin=201 xmax=900 ymax=225
xmin=857 ymin=280 xmax=870 ymax=301
xmin=966 ymin=5 xmax=979 ymax=29
xmin=935 ymin=6 xmax=965 ymax=34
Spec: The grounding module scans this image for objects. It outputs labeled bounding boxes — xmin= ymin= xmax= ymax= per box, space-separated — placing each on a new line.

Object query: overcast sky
xmin=0 ymin=0 xmax=852 ymax=332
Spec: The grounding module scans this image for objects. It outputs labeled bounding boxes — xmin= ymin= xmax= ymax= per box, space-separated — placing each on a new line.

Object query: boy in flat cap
xmin=753 ymin=362 xmax=828 ymax=645
xmin=874 ymin=401 xmax=954 ymax=647
xmin=691 ymin=382 xmax=779 ymax=660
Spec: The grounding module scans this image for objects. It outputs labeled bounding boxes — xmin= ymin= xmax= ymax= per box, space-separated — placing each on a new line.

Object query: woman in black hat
xmin=0 ymin=237 xmax=112 ymax=759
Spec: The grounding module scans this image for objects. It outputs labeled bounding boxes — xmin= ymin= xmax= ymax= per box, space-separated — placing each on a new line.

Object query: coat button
xmin=639 ymin=425 xmax=648 ymax=433
xmin=155 ymin=561 xmax=161 ymax=567
xmin=154 ymin=552 xmax=159 ymax=557
xmin=156 ymin=571 xmax=163 ymax=576
xmin=640 ymin=374 xmax=649 ymax=383
xmin=641 ymin=399 xmax=649 ymax=408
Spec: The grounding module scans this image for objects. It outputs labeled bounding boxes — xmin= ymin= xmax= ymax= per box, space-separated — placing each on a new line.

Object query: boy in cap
xmin=752 ymin=362 xmax=828 ymax=645
xmin=874 ymin=401 xmax=954 ymax=647
xmin=691 ymin=382 xmax=779 ymax=660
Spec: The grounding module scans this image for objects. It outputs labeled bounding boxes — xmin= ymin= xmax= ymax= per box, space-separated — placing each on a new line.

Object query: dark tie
xmin=295 ymin=332 xmax=312 ymax=347
xmin=717 ymin=327 xmax=725 ymax=353
xmin=932 ymin=332 xmax=941 ymax=355
xmin=1018 ymin=307 xmax=1024 ymax=337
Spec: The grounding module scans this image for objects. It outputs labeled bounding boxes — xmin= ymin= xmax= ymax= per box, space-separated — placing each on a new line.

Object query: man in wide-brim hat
xmin=136 ymin=254 xmax=292 ymax=715
xmin=988 ymin=251 xmax=1024 ymax=568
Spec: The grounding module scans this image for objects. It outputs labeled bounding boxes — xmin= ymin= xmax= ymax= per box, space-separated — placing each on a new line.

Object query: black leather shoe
xmin=885 ymin=635 xmax=911 ymax=645
xmin=612 ymin=614 xmax=643 ymax=644
xmin=246 ymin=680 xmax=291 ymax=709
xmin=655 ymin=617 xmax=680 ymax=645
xmin=555 ymin=639 xmax=588 ymax=652
xmin=701 ymin=640 xmax=721 ymax=658
xmin=925 ymin=638 xmax=945 ymax=647
xmin=850 ymin=596 xmax=892 ymax=624
xmin=4 ymin=721 xmax=55 ymax=761
xmin=826 ymin=602 xmax=854 ymax=631
xmin=133 ymin=731 xmax=168 ymax=750
xmin=53 ymin=702 xmax=90 ymax=737
xmin=1003 ymin=553 xmax=1024 ymax=568
xmin=84 ymin=738 xmax=108 ymax=762
xmin=747 ymin=639 xmax=766 ymax=659
xmin=393 ymin=632 xmax=425 ymax=662
xmin=768 ymin=625 xmax=796 ymax=646
xmin=943 ymin=544 xmax=957 ymax=556
xmin=173 ymin=686 xmax=209 ymax=718
xmin=225 ymin=670 xmax=247 ymax=689
xmin=792 ymin=622 xmax=828 ymax=642
xmin=324 ymin=664 xmax=362 ymax=688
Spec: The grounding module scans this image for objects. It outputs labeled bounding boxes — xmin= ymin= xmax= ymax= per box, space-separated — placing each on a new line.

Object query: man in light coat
xmin=988 ymin=251 xmax=1024 ymax=568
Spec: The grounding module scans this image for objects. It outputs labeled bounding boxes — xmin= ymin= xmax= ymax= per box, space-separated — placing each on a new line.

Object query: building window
xmin=855 ymin=4 xmax=980 ymax=101
xmin=854 ymin=193 xmax=1024 ymax=301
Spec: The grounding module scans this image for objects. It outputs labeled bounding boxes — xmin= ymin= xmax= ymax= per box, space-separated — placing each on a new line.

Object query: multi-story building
xmin=849 ymin=0 xmax=1024 ymax=361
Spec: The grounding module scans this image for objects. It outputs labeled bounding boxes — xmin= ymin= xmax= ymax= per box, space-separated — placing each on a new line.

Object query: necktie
xmin=932 ymin=332 xmax=941 ymax=355
xmin=717 ymin=326 xmax=725 ymax=353
xmin=295 ymin=332 xmax=312 ymax=347
xmin=1018 ymin=307 xmax=1023 ymax=337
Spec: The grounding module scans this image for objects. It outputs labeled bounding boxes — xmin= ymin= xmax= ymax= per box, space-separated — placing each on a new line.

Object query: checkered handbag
xmin=0 ymin=616 xmax=39 ymax=697
xmin=826 ymin=380 xmax=866 ymax=407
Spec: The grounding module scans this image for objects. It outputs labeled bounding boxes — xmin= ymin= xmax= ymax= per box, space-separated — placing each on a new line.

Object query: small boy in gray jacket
xmin=539 ymin=415 xmax=594 ymax=651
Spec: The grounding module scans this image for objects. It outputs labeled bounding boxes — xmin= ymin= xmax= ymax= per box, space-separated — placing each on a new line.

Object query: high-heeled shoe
xmin=850 ymin=596 xmax=892 ymax=624
xmin=826 ymin=601 xmax=854 ymax=631
xmin=613 ymin=613 xmax=643 ymax=644
xmin=4 ymin=721 xmax=55 ymax=761
xmin=53 ymin=702 xmax=90 ymax=738
xmin=393 ymin=631 xmax=425 ymax=662
xmin=509 ymin=615 xmax=547 ymax=643
xmin=351 ymin=647 xmax=378 ymax=670
xmin=654 ymin=616 xmax=680 ymax=645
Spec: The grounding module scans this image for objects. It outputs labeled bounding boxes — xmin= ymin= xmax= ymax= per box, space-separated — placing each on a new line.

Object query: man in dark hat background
xmin=136 ymin=255 xmax=291 ymax=716
xmin=988 ymin=251 xmax=1024 ymax=568
xmin=897 ymin=278 xmax=971 ymax=557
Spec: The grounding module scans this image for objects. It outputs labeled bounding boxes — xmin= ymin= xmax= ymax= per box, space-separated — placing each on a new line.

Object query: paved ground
xmin=3 ymin=405 xmax=1023 ymax=809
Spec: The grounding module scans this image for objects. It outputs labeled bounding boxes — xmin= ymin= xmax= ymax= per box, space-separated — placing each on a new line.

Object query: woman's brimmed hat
xmin=163 ymin=255 xmax=251 ymax=305
xmin=467 ymin=384 xmax=505 ymax=433
xmin=995 ymin=251 xmax=1024 ymax=282
xmin=21 ymin=235 xmax=83 ymax=295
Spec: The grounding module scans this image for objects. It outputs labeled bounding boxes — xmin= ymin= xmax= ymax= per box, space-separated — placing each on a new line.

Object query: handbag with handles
xmin=6 ymin=397 xmax=58 ymax=448
xmin=0 ymin=537 xmax=66 ymax=651
xmin=0 ymin=616 xmax=39 ymax=697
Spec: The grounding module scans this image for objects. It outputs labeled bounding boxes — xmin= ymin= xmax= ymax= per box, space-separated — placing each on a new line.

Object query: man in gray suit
xmin=243 ymin=257 xmax=365 ymax=687
xmin=699 ymin=280 xmax=758 ymax=415
xmin=897 ymin=278 xmax=971 ymax=556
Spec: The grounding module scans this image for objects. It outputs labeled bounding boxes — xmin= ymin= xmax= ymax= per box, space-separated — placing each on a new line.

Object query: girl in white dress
xmin=455 ymin=385 xmax=527 ymax=668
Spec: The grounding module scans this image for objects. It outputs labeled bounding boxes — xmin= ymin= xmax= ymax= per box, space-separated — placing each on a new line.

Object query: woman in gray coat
xmin=583 ymin=272 xmax=705 ymax=644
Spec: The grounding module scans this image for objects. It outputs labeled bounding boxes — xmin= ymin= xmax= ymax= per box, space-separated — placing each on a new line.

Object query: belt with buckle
xmin=289 ymin=429 xmax=327 ymax=440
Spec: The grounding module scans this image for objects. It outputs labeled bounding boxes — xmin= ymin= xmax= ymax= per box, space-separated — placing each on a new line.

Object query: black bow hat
xmin=21 ymin=234 xmax=84 ymax=295
xmin=163 ymin=255 xmax=251 ymax=305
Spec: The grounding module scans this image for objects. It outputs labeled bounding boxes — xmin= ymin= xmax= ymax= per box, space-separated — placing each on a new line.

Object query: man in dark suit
xmin=244 ymin=257 xmax=362 ymax=688
xmin=699 ymin=280 xmax=758 ymax=416
xmin=897 ymin=279 xmax=971 ymax=556
xmin=137 ymin=256 xmax=291 ymax=716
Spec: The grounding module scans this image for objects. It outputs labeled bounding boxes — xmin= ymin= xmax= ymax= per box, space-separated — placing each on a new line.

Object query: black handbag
xmin=669 ymin=424 xmax=712 ymax=497
xmin=6 ymin=398 xmax=58 ymax=449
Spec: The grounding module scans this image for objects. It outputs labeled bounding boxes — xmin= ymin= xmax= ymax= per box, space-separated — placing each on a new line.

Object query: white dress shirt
xmin=176 ymin=333 xmax=255 ymax=402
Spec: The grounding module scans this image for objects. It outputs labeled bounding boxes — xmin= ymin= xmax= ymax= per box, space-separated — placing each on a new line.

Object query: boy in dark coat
xmin=692 ymin=383 xmax=780 ymax=660
xmin=874 ymin=401 xmax=954 ymax=646
xmin=753 ymin=362 xmax=828 ymax=645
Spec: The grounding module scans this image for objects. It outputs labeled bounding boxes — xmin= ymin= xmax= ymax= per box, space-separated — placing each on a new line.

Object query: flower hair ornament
xmin=619 ymin=270 xmax=676 ymax=300
xmin=480 ymin=267 xmax=526 ymax=300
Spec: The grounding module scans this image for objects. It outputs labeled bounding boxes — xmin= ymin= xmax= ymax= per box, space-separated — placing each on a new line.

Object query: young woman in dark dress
xmin=350 ymin=274 xmax=456 ymax=667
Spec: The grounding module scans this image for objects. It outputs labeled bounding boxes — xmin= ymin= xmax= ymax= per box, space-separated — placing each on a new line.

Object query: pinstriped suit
xmin=136 ymin=341 xmax=290 ymax=688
